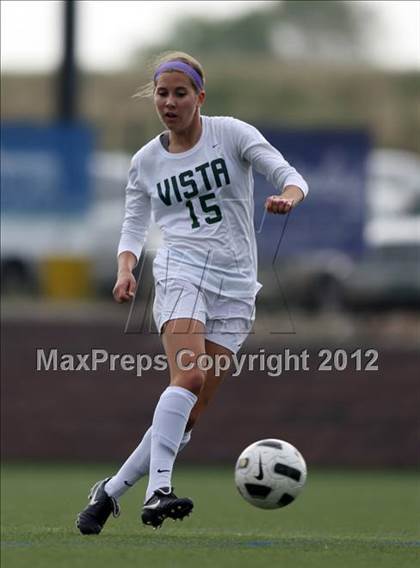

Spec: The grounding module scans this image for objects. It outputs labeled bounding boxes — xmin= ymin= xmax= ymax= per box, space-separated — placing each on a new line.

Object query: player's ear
xmin=197 ymin=90 xmax=206 ymax=107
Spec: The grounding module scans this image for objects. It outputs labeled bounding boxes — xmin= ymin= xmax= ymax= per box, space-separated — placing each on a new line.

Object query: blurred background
xmin=1 ymin=1 xmax=419 ymax=468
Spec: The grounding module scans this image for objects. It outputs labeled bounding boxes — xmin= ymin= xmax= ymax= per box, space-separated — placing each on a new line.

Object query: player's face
xmin=154 ymin=72 xmax=205 ymax=132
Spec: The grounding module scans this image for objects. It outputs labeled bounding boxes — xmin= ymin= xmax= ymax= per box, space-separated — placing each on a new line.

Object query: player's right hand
xmin=113 ymin=271 xmax=136 ymax=303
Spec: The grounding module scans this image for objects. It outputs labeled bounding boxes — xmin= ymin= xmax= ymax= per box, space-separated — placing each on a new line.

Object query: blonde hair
xmin=135 ymin=51 xmax=205 ymax=98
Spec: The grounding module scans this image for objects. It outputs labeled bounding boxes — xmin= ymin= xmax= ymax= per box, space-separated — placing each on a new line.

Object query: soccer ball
xmin=234 ymin=438 xmax=307 ymax=509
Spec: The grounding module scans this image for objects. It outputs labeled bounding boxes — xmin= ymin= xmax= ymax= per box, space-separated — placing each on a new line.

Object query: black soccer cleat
xmin=76 ymin=478 xmax=120 ymax=535
xmin=141 ymin=487 xmax=193 ymax=529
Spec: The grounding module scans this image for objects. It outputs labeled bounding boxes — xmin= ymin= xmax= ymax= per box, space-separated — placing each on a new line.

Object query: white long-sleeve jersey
xmin=118 ymin=115 xmax=308 ymax=299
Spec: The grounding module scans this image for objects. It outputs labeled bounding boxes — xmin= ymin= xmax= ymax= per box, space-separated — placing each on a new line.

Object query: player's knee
xmin=172 ymin=368 xmax=205 ymax=396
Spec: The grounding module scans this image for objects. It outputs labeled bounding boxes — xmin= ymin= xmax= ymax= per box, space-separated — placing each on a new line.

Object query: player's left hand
xmin=265 ymin=196 xmax=294 ymax=214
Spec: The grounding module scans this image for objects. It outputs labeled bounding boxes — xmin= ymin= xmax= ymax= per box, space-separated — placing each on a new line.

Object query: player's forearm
xmin=117 ymin=251 xmax=137 ymax=275
xmin=281 ymin=185 xmax=305 ymax=205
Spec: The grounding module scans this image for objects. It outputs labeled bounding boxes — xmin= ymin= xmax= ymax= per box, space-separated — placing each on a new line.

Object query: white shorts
xmin=153 ymin=279 xmax=255 ymax=354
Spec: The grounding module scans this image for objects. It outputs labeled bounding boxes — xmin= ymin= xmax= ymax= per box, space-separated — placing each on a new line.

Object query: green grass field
xmin=1 ymin=464 xmax=419 ymax=568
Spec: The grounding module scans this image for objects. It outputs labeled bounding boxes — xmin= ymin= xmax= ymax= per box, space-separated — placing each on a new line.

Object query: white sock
xmin=145 ymin=385 xmax=197 ymax=501
xmin=105 ymin=427 xmax=192 ymax=499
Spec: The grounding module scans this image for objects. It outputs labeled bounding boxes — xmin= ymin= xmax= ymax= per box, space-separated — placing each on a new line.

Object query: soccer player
xmin=77 ymin=51 xmax=308 ymax=534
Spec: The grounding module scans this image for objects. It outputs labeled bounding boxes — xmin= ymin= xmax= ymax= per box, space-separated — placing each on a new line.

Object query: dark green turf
xmin=1 ymin=464 xmax=419 ymax=567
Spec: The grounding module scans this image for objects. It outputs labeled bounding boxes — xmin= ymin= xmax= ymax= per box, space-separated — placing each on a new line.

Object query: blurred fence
xmin=1 ymin=124 xmax=374 ymax=309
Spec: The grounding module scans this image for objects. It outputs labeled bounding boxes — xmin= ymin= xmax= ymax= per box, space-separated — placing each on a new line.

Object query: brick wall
xmin=2 ymin=320 xmax=419 ymax=467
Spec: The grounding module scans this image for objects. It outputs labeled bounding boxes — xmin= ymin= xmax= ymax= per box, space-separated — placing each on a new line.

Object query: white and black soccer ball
xmin=234 ymin=439 xmax=307 ymax=509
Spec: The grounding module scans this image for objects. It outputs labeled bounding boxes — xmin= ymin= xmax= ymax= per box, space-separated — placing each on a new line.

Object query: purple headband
xmin=154 ymin=60 xmax=204 ymax=91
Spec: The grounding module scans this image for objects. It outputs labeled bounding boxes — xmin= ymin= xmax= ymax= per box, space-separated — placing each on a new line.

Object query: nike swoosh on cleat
xmin=254 ymin=454 xmax=264 ymax=480
xmin=157 ymin=469 xmax=170 ymax=473
xmin=144 ymin=499 xmax=161 ymax=510
xmin=124 ymin=481 xmax=133 ymax=487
